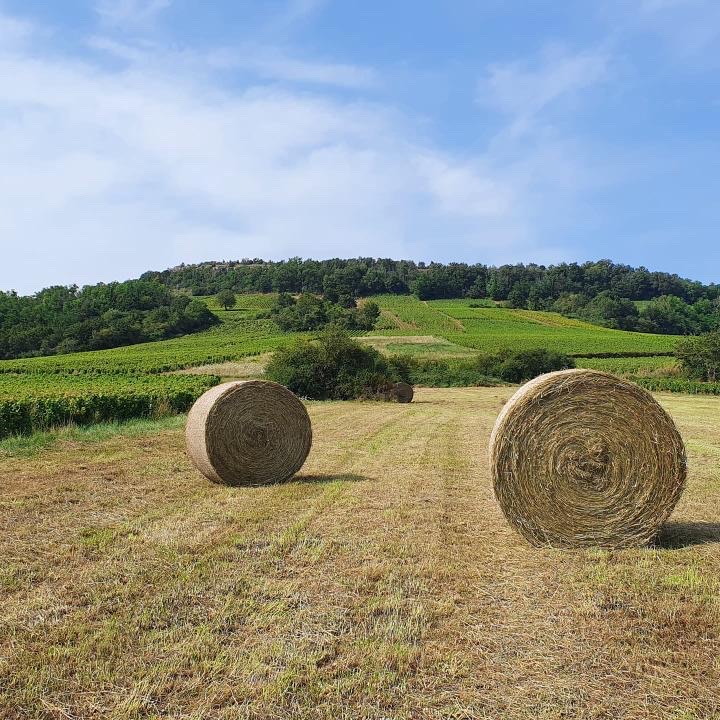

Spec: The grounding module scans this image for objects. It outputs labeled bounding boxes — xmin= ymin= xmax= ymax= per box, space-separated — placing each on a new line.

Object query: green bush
xmin=265 ymin=329 xmax=394 ymax=400
xmin=477 ymin=348 xmax=575 ymax=383
xmin=0 ymin=373 xmax=219 ymax=438
xmin=266 ymin=293 xmax=379 ymax=333
xmin=387 ymin=356 xmax=501 ymax=388
xmin=387 ymin=348 xmax=575 ymax=387
xmin=675 ymin=331 xmax=720 ymax=381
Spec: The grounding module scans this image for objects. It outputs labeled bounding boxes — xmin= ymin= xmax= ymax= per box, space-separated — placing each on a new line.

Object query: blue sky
xmin=1 ymin=0 xmax=719 ymax=294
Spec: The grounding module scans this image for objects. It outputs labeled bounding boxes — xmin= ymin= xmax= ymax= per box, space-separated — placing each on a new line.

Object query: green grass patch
xmin=0 ymin=415 xmax=184 ymax=458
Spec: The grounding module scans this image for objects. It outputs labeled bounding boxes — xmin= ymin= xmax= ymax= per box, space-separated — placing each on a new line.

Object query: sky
xmin=1 ymin=0 xmax=719 ymax=294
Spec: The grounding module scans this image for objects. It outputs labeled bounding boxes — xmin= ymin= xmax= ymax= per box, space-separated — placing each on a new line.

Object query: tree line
xmin=143 ymin=257 xmax=720 ymax=334
xmin=0 ymin=280 xmax=218 ymax=359
xmin=143 ymin=257 xmax=718 ymax=303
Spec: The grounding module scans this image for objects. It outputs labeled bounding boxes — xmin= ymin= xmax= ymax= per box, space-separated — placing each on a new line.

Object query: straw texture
xmin=186 ymin=380 xmax=312 ymax=486
xmin=391 ymin=382 xmax=414 ymax=403
xmin=489 ymin=369 xmax=687 ymax=549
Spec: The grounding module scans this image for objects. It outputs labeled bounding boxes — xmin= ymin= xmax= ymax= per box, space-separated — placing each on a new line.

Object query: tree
xmin=637 ymin=295 xmax=698 ymax=335
xmin=265 ymin=329 xmax=394 ymax=399
xmin=675 ymin=332 xmax=720 ymax=382
xmin=215 ymin=290 xmax=236 ymax=311
xmin=579 ymin=291 xmax=639 ymax=330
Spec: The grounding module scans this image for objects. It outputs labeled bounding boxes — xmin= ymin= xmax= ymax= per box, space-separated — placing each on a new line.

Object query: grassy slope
xmin=373 ymin=295 xmax=678 ymax=357
xmin=0 ymin=295 xmax=286 ymax=375
xmin=1 ymin=387 xmax=719 ymax=719
xmin=0 ymin=293 xmax=677 ymax=377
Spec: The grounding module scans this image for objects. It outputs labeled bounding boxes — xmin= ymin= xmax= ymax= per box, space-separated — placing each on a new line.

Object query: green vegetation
xmin=215 ymin=289 xmax=237 ymax=311
xmin=265 ymin=330 xmax=396 ymax=400
xmin=0 ymin=295 xmax=292 ymax=433
xmin=145 ymin=257 xmax=719 ymax=307
xmin=576 ymin=355 xmax=677 ymax=375
xmin=675 ymin=331 xmax=720 ymax=382
xmin=373 ymin=295 xmax=678 ymax=356
xmin=0 ymin=287 xmax=711 ymax=438
xmin=552 ymin=291 xmax=720 ymax=335
xmin=0 ymin=317 xmax=287 ymax=375
xmin=388 ymin=348 xmax=574 ymax=387
xmin=266 ymin=293 xmax=380 ymax=332
xmin=634 ymin=377 xmax=720 ymax=395
xmin=0 ymin=279 xmax=218 ymax=359
xmin=144 ymin=257 xmax=720 ymax=336
xmin=0 ymin=373 xmax=218 ymax=437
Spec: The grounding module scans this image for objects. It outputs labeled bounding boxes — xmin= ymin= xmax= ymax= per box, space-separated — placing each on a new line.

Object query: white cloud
xmin=87 ymin=36 xmax=378 ymax=89
xmin=0 ymin=9 xmax=580 ymax=294
xmin=0 ymin=11 xmax=35 ymax=47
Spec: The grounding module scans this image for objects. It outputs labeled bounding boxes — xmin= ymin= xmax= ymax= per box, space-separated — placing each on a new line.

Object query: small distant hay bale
xmin=186 ymin=380 xmax=312 ymax=486
xmin=489 ymin=369 xmax=687 ymax=549
xmin=390 ymin=382 xmax=414 ymax=403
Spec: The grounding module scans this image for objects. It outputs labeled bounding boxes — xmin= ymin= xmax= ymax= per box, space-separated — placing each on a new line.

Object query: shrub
xmin=675 ymin=331 xmax=720 ymax=381
xmin=268 ymin=294 xmax=379 ymax=333
xmin=387 ymin=356 xmax=501 ymax=388
xmin=478 ymin=348 xmax=575 ymax=383
xmin=265 ymin=329 xmax=394 ymax=400
xmin=387 ymin=348 xmax=575 ymax=387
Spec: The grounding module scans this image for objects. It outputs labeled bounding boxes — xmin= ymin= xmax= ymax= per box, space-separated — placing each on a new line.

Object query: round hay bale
xmin=489 ymin=369 xmax=687 ymax=549
xmin=391 ymin=382 xmax=414 ymax=403
xmin=186 ymin=380 xmax=312 ymax=486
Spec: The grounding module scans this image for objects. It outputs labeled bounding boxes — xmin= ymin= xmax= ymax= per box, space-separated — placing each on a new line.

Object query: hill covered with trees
xmin=2 ymin=257 xmax=719 ymax=361
xmin=0 ymin=280 xmax=217 ymax=359
xmin=143 ymin=257 xmax=720 ymax=335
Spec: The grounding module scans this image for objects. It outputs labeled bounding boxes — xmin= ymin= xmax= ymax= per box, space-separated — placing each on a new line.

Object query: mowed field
xmin=2 ymin=388 xmax=719 ymax=719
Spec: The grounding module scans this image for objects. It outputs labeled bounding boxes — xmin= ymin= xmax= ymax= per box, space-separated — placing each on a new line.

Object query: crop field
xmin=0 ymin=292 xmax=695 ymax=434
xmin=576 ymin=355 xmax=679 ymax=375
xmin=0 ymin=297 xmax=294 ymax=433
xmin=0 ymin=373 xmax=219 ymax=437
xmin=373 ymin=295 xmax=678 ymax=357
xmin=0 ymin=318 xmax=287 ymax=376
xmin=1 ymin=387 xmax=719 ymax=719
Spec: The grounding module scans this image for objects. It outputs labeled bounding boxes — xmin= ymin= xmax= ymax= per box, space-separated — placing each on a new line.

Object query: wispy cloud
xmin=209 ymin=48 xmax=379 ymax=89
xmin=1 ymin=8 xmax=566 ymax=294
xmin=280 ymin=0 xmax=328 ymax=26
xmin=95 ymin=0 xmax=173 ymax=28
xmin=479 ymin=47 xmax=610 ymax=136
xmin=0 ymin=11 xmax=35 ymax=46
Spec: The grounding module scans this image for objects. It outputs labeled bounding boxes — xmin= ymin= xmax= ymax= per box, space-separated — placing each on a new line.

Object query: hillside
xmin=0 ymin=293 xmax=684 ymax=438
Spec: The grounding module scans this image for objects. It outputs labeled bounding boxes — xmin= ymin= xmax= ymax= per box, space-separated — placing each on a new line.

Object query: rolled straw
xmin=186 ymin=380 xmax=312 ymax=486
xmin=489 ymin=369 xmax=687 ymax=549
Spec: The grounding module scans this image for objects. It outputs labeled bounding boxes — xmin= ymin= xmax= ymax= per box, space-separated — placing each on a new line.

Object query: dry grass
xmin=1 ymin=388 xmax=719 ymax=719
xmin=172 ymin=353 xmax=272 ymax=381
xmin=359 ymin=335 xmax=476 ymax=357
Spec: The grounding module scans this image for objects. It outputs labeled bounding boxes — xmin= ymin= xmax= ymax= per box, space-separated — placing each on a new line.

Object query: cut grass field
xmin=2 ymin=388 xmax=719 ymax=719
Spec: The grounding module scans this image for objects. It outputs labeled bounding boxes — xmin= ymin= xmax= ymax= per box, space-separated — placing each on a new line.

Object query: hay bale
xmin=186 ymin=380 xmax=312 ymax=486
xmin=489 ymin=369 xmax=687 ymax=549
xmin=391 ymin=382 xmax=414 ymax=403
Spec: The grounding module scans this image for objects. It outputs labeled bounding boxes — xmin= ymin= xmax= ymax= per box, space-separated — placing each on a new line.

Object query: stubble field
xmin=1 ymin=387 xmax=719 ymax=719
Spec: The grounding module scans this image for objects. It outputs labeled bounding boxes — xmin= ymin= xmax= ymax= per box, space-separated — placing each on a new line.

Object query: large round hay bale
xmin=489 ymin=369 xmax=687 ymax=549
xmin=186 ymin=380 xmax=312 ymax=486
xmin=391 ymin=382 xmax=414 ymax=403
